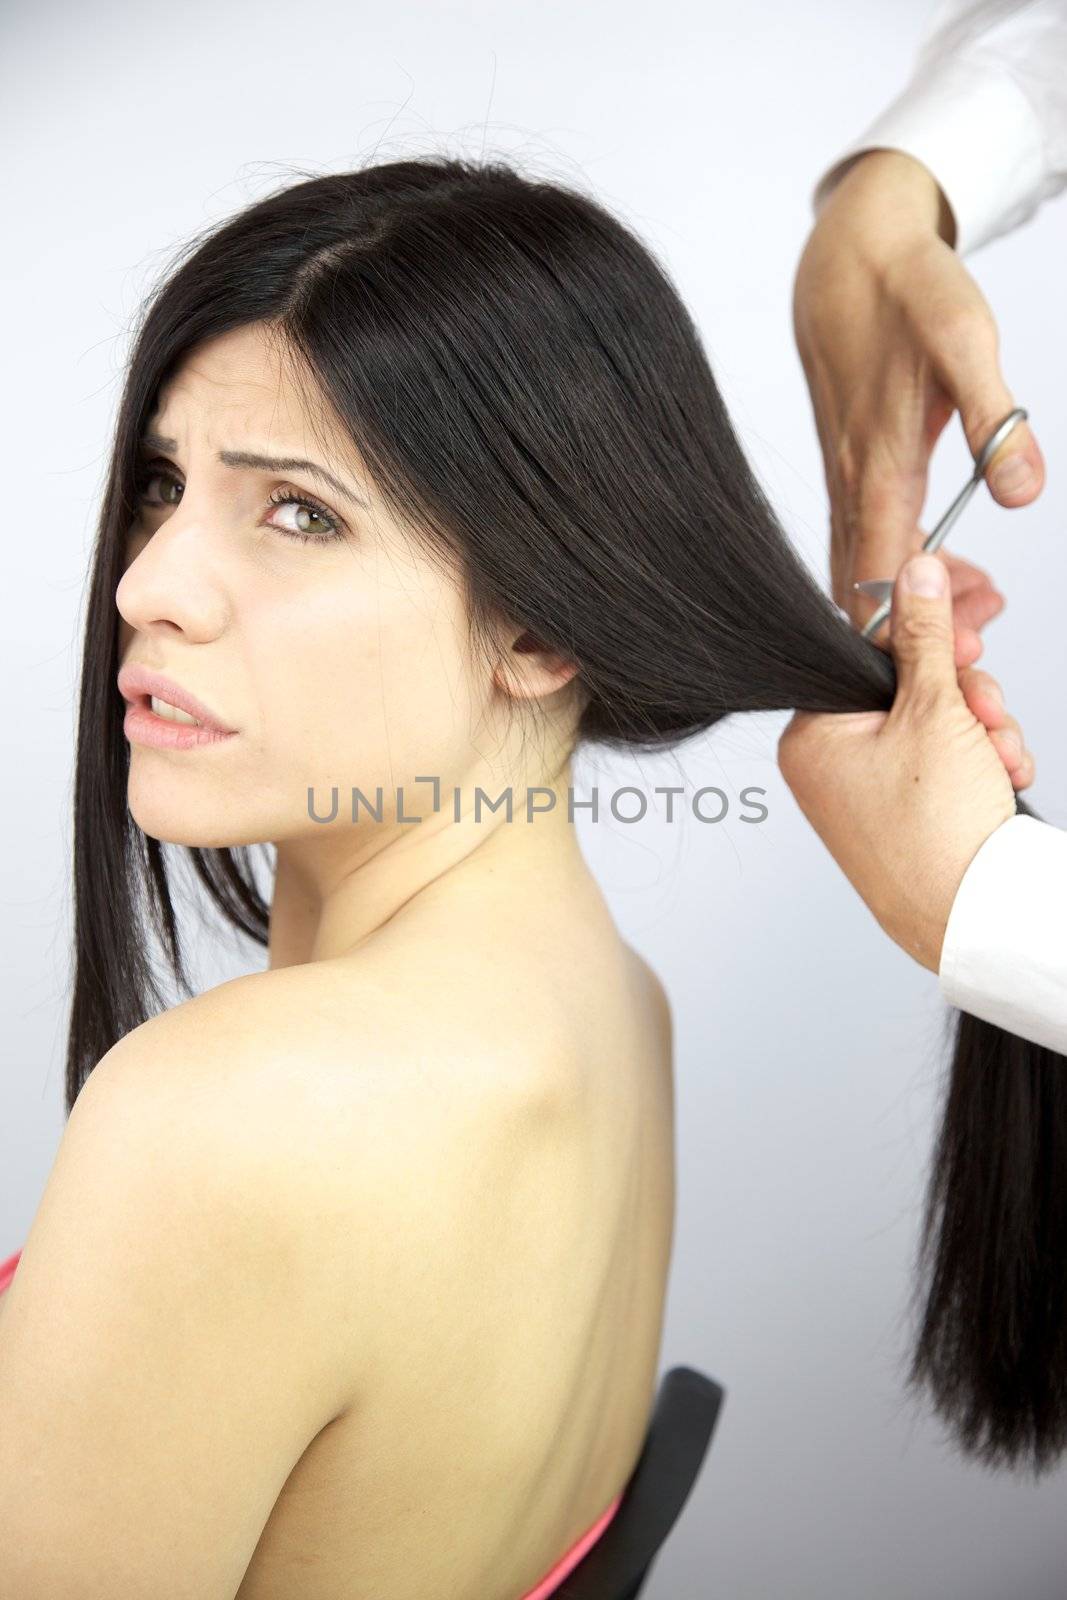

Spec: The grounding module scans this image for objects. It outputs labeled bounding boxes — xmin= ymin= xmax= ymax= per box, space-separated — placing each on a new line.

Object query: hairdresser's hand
xmin=776 ymin=552 xmax=1032 ymax=974
xmin=793 ymin=148 xmax=1045 ymax=666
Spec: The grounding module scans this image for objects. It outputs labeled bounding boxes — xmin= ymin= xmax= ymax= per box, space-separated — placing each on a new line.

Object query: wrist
xmin=819 ymin=148 xmax=957 ymax=251
xmin=877 ymin=879 xmax=952 ymax=976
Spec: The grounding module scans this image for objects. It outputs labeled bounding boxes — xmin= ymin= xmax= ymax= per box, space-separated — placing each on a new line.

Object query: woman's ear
xmin=494 ymin=627 xmax=580 ymax=702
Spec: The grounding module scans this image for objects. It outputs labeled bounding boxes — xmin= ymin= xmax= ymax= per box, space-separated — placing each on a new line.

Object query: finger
xmin=988 ymin=725 xmax=1028 ymax=778
xmin=958 ymin=681 xmax=1029 ymax=769
xmin=957 ymin=667 xmax=1010 ymax=728
xmin=859 ymin=609 xmax=982 ymax=668
xmin=888 ymin=552 xmax=960 ymax=706
xmin=954 ymin=627 xmax=984 ymax=669
xmin=910 ymin=296 xmax=1045 ymax=506
xmin=869 ymin=611 xmax=986 ymax=667
xmin=953 ymin=587 xmax=1005 ymax=634
xmin=957 ymin=666 xmax=1033 ymax=783
xmin=940 ymin=551 xmax=1006 ymax=631
xmin=989 ymin=709 xmax=1025 ymax=746
xmin=1011 ymin=749 xmax=1036 ymax=791
xmin=940 ymin=549 xmax=993 ymax=595
xmin=982 ymin=426 xmax=1046 ymax=508
xmin=850 ymin=545 xmax=1003 ymax=640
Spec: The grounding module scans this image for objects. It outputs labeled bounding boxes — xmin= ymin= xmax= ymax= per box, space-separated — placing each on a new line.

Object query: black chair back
xmin=553 ymin=1365 xmax=725 ymax=1599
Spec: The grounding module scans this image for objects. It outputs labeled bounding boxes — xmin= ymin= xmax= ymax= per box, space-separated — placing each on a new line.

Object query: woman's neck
xmin=267 ymin=755 xmax=587 ymax=971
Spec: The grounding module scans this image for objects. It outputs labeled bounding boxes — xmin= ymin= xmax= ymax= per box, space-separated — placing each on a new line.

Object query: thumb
xmin=978 ymin=410 xmax=1045 ymax=507
xmin=888 ymin=553 xmax=959 ymax=707
xmin=962 ymin=391 xmax=1045 ymax=509
xmin=920 ymin=306 xmax=1045 ymax=507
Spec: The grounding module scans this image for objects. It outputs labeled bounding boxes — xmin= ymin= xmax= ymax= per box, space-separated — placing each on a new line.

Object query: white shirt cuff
xmin=812 ymin=56 xmax=1048 ymax=256
xmin=938 ymin=813 xmax=1067 ymax=1055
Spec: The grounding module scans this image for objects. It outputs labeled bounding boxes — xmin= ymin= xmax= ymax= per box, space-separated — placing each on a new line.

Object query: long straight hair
xmin=68 ymin=155 xmax=1064 ymax=1476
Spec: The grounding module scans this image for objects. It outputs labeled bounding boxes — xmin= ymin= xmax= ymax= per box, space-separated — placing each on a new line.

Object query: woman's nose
xmin=116 ymin=511 xmax=231 ymax=642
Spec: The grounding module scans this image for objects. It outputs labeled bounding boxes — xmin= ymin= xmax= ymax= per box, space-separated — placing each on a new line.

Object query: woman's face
xmin=116 ymin=322 xmax=551 ymax=851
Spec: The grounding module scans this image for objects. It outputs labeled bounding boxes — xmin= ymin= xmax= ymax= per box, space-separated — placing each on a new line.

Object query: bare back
xmin=230 ymin=858 xmax=675 ymax=1600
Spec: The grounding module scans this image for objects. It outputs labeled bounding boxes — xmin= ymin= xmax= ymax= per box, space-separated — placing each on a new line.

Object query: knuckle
xmin=894 ymin=611 xmax=953 ymax=652
xmin=959 ymin=666 xmax=1001 ymax=700
xmin=831 ymin=437 xmax=859 ymax=495
xmin=938 ymin=305 xmax=997 ymax=359
xmin=899 ymin=681 xmax=947 ymax=724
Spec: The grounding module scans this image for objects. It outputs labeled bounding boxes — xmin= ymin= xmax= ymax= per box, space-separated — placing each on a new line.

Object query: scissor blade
xmin=852 ymin=579 xmax=895 ymax=601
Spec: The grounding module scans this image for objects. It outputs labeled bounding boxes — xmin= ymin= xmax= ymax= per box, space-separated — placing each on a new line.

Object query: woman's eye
xmin=133 ymin=465 xmax=345 ymax=546
xmin=139 ymin=469 xmax=182 ymax=506
xmin=265 ymin=487 xmax=345 ymax=544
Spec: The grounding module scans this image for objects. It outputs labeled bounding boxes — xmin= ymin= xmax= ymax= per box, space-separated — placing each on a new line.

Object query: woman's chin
xmin=131 ymin=814 xmax=240 ymax=848
xmin=126 ymin=793 xmax=247 ymax=849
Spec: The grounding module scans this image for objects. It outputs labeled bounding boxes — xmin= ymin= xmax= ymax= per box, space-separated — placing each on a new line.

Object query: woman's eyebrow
xmin=138 ymin=432 xmax=369 ymax=509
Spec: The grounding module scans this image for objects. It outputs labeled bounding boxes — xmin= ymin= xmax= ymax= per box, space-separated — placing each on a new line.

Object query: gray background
xmin=3 ymin=1 xmax=1067 ymax=1595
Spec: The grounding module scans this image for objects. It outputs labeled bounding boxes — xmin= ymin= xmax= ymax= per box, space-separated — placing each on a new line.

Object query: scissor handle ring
xmin=972 ymin=407 xmax=1028 ymax=480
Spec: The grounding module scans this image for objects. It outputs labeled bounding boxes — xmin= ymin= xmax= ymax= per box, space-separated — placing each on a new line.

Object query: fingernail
xmin=903 ymin=554 xmax=947 ymax=596
xmin=1000 ymin=730 xmax=1022 ymax=757
xmin=987 ymin=681 xmax=1004 ymax=708
xmin=988 ymin=453 xmax=1036 ymax=497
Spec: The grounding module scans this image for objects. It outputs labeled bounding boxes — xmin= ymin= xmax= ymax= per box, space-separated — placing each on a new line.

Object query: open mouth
xmin=142 ymin=693 xmax=204 ymax=728
xmin=123 ymin=695 xmax=237 ymax=748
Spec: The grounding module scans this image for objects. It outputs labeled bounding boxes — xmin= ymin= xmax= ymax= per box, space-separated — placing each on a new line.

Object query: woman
xmin=0 ymin=155 xmax=1051 ymax=1598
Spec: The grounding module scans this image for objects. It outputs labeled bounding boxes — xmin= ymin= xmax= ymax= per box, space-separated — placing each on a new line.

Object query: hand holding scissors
xmin=852 ymin=408 xmax=1030 ymax=640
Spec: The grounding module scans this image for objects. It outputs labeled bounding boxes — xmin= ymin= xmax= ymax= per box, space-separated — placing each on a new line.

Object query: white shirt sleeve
xmin=812 ymin=0 xmax=1067 ymax=255
xmin=938 ymin=812 xmax=1067 ymax=1053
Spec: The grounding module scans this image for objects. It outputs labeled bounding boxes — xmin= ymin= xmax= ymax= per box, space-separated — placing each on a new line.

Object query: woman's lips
xmin=116 ymin=662 xmax=237 ymax=733
xmin=123 ymin=697 xmax=238 ymax=751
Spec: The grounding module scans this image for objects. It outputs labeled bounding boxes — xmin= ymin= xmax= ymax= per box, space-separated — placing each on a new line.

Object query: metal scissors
xmin=851 ymin=406 xmax=1029 ymax=639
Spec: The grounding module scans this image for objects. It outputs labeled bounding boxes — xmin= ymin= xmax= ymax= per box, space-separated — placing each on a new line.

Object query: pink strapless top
xmin=517 ymin=1490 xmax=622 ymax=1599
xmin=0 ymin=1248 xmax=18 ymax=1296
xmin=0 ymin=1246 xmax=621 ymax=1598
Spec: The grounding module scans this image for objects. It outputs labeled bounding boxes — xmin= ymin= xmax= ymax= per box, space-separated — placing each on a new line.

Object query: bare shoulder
xmin=81 ymin=956 xmax=561 ymax=1388
xmin=127 ymin=949 xmax=508 ymax=1081
xmin=88 ymin=952 xmax=565 ymax=1206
